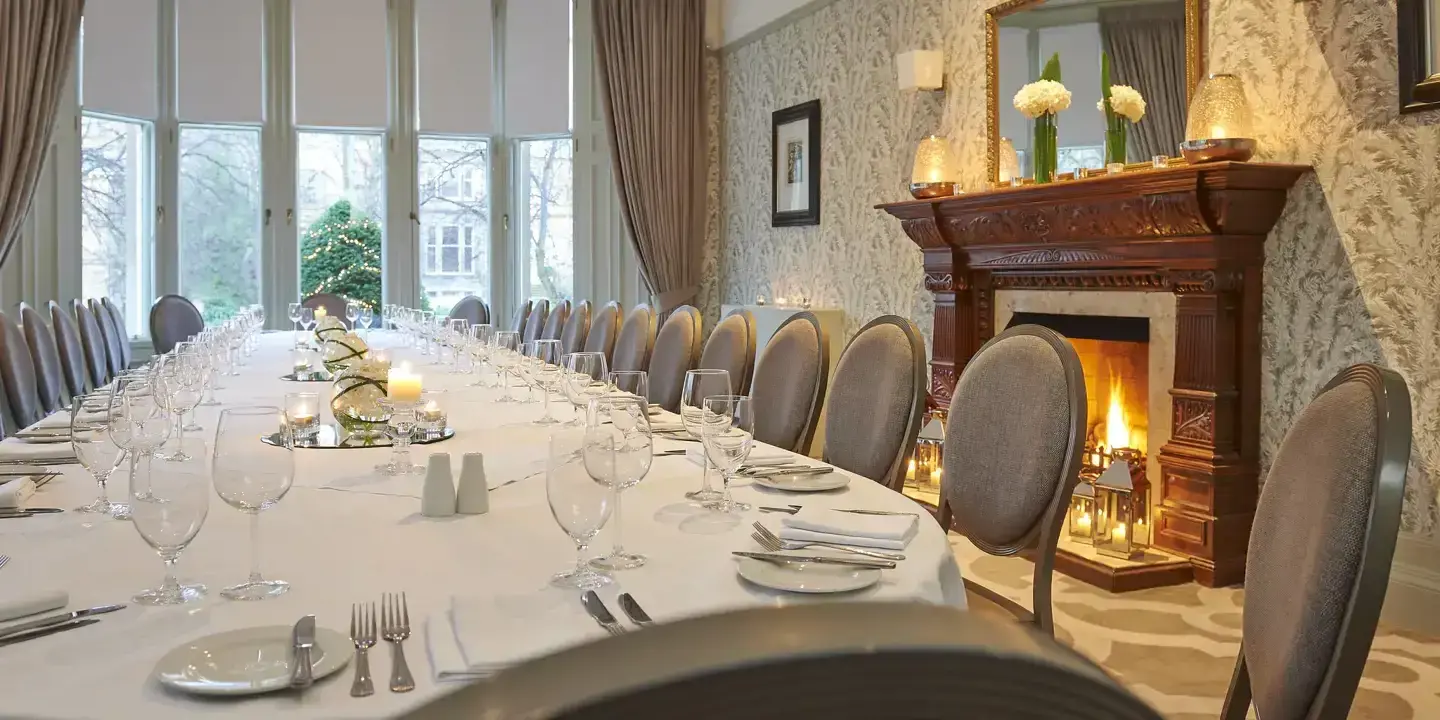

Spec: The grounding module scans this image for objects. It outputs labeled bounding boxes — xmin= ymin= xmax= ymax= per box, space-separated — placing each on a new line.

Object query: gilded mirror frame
xmin=985 ymin=0 xmax=1207 ymax=183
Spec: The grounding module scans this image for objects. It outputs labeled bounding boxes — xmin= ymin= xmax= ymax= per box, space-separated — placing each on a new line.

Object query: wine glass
xmin=345 ymin=300 xmax=361 ymax=331
xmin=700 ymin=395 xmax=755 ymax=514
xmin=547 ymin=426 xmax=613 ymax=589
xmin=130 ymin=435 xmax=209 ymax=605
xmin=214 ymin=406 xmax=295 ymax=600
xmin=71 ymin=391 xmax=128 ymax=518
xmin=529 ymin=339 xmax=563 ymax=424
xmin=155 ymin=353 xmax=203 ymax=461
xmin=491 ymin=331 xmax=521 ymax=403
xmin=445 ymin=318 xmax=469 ymax=372
xmin=419 ymin=310 xmax=436 ymax=357
xmin=468 ymin=324 xmax=495 ymax=386
xmin=609 ymin=370 xmax=648 ymax=402
xmin=585 ymin=396 xmax=653 ymax=571
xmin=360 ymin=306 xmax=375 ymax=340
xmin=299 ymin=306 xmax=316 ymax=345
xmin=681 ymin=369 xmax=732 ymax=503
xmin=287 ymin=302 xmax=302 ymax=347
xmin=561 ymin=352 xmax=609 ymax=425
xmin=108 ymin=375 xmax=173 ymax=502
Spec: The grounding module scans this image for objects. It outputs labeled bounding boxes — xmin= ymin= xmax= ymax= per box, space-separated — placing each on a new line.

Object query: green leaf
xmin=1100 ymin=52 xmax=1116 ymax=128
xmin=1040 ymin=52 xmax=1062 ymax=83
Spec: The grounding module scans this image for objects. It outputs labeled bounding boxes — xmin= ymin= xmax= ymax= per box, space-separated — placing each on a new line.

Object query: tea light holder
xmin=1152 ymin=155 xmax=1168 ymax=168
xmin=1106 ymin=163 xmax=1125 ymax=175
xmin=418 ymin=390 xmax=447 ymax=432
xmin=284 ymin=391 xmax=321 ymax=440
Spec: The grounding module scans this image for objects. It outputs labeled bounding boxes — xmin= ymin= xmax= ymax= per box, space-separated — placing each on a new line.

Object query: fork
xmin=0 ymin=555 xmax=9 ymax=571
xmin=381 ymin=592 xmax=415 ymax=693
xmin=349 ymin=602 xmax=376 ymax=697
xmin=751 ymin=522 xmax=905 ymax=561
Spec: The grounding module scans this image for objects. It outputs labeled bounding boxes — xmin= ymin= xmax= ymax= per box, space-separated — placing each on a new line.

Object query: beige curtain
xmin=1099 ymin=4 xmax=1186 ymax=162
xmin=0 ymin=0 xmax=84 ymax=269
xmin=594 ymin=0 xmax=706 ymax=313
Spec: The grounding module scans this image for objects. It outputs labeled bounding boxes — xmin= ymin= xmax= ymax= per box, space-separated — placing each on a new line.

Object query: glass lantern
xmin=907 ymin=413 xmax=946 ymax=490
xmin=1067 ymin=480 xmax=1097 ymax=543
xmin=1094 ymin=460 xmax=1141 ymax=560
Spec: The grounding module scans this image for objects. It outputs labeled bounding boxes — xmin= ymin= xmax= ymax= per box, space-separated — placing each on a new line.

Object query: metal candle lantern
xmin=1093 ymin=460 xmax=1141 ymax=560
xmin=1068 ymin=480 xmax=1097 ymax=542
xmin=907 ymin=414 xmax=946 ymax=489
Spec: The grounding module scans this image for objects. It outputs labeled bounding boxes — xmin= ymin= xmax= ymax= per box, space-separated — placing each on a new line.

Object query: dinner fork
xmin=751 ymin=522 xmax=905 ymax=561
xmin=349 ymin=602 xmax=376 ymax=698
xmin=381 ymin=592 xmax=415 ymax=693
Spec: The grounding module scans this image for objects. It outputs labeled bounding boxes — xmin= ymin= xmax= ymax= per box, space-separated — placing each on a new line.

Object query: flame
xmin=1105 ymin=367 xmax=1130 ymax=451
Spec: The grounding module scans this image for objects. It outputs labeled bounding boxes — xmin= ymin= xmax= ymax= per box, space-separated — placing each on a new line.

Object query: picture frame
xmin=771 ymin=99 xmax=821 ymax=226
xmin=1398 ymin=0 xmax=1440 ymax=113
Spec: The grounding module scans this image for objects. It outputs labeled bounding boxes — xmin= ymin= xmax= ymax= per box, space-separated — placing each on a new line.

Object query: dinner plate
xmin=752 ymin=472 xmax=850 ymax=492
xmin=736 ymin=552 xmax=881 ymax=594
xmin=154 ymin=625 xmax=350 ymax=696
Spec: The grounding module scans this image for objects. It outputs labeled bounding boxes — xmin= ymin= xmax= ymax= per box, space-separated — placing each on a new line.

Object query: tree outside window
xmin=418 ymin=137 xmax=490 ymax=315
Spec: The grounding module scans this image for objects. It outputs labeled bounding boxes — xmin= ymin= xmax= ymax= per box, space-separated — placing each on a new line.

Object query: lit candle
xmin=314 ymin=306 xmax=327 ymax=319
xmin=420 ymin=400 xmax=444 ymax=423
xmin=388 ymin=365 xmax=422 ymax=402
xmin=906 ymin=458 xmax=917 ymax=480
xmin=1075 ymin=513 xmax=1091 ymax=532
xmin=1111 ymin=523 xmax=1127 ymax=543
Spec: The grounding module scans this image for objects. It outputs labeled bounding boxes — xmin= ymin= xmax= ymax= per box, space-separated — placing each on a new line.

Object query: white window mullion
xmin=386 ymin=0 xmax=419 ymax=310
xmin=154 ymin=0 xmax=180 ymax=307
xmin=264 ymin=0 xmax=298 ymax=329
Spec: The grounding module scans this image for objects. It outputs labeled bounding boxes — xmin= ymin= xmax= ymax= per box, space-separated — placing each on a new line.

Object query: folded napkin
xmin=426 ymin=612 xmax=490 ymax=682
xmin=647 ymin=419 xmax=685 ymax=433
xmin=449 ymin=593 xmax=607 ymax=675
xmin=0 ymin=478 xmax=36 ymax=508
xmin=0 ymin=439 xmax=76 ymax=462
xmin=687 ymin=446 xmax=792 ymax=468
xmin=778 ymin=508 xmax=919 ymax=551
xmin=30 ymin=410 xmax=107 ymax=430
xmin=0 ymin=589 xmax=68 ymax=623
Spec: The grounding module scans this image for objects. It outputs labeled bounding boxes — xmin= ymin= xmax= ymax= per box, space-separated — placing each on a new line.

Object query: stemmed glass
xmin=288 ymin=302 xmax=303 ymax=347
xmin=445 ymin=318 xmax=469 ymax=372
xmin=214 ymin=406 xmax=295 ymax=600
xmin=129 ymin=435 xmax=209 ymax=605
xmin=547 ymin=426 xmax=613 ymax=589
xmin=346 ymin=300 xmax=361 ymax=331
xmin=529 ymin=339 xmax=563 ymax=424
xmin=419 ymin=310 xmax=436 ymax=357
xmin=609 ymin=370 xmax=649 ymax=402
xmin=491 ymin=331 xmax=521 ymax=403
xmin=701 ymin=395 xmax=755 ymax=514
xmin=360 ymin=306 xmax=375 ymax=341
xmin=179 ymin=345 xmax=211 ymax=426
xmin=376 ymin=399 xmax=422 ymax=476
xmin=299 ymin=307 xmax=316 ymax=346
xmin=681 ymin=369 xmax=732 ymax=503
xmin=71 ymin=392 xmax=128 ymax=518
xmin=561 ymin=352 xmax=609 ymax=426
xmin=108 ymin=375 xmax=173 ymax=502
xmin=467 ymin=324 xmax=495 ymax=386
xmin=586 ymin=396 xmax=653 ymax=571
xmin=155 ymin=353 xmax=203 ymax=461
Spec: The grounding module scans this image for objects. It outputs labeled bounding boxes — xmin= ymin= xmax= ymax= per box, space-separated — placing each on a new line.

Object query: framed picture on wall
xmin=771 ymin=99 xmax=821 ymax=226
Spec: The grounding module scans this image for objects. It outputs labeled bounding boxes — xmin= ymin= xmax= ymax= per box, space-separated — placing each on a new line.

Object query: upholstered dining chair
xmin=72 ymin=300 xmax=111 ymax=388
xmin=49 ymin=300 xmax=93 ymax=398
xmin=510 ymin=299 xmax=533 ymax=336
xmin=18 ymin=304 xmax=68 ymax=413
xmin=699 ymin=309 xmax=757 ymax=395
xmin=447 ymin=295 xmax=489 ymax=326
xmin=149 ymin=294 xmax=205 ymax=355
xmin=89 ymin=299 xmax=124 ymax=377
xmin=0 ymin=311 xmax=45 ymax=429
xmin=1221 ymin=364 xmax=1411 ymax=720
xmin=302 ymin=293 xmax=349 ymax=327
xmin=610 ymin=303 xmax=656 ymax=373
xmin=101 ymin=297 xmax=132 ymax=369
xmin=402 ymin=603 xmax=1163 ymax=720
xmin=941 ymin=324 xmax=1086 ymax=637
xmin=522 ymin=299 xmax=550 ymax=344
xmin=541 ymin=299 xmax=571 ymax=342
xmin=646 ymin=305 xmax=702 ymax=412
xmin=751 ymin=312 xmax=829 ymax=454
xmin=583 ymin=301 xmax=622 ymax=364
xmin=560 ymin=300 xmax=592 ymax=355
xmin=821 ymin=315 xmax=926 ymax=489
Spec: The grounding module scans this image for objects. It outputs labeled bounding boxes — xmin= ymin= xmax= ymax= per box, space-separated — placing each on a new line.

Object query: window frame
xmin=511 ymin=133 xmax=575 ymax=304
xmin=78 ymin=110 xmax=156 ymax=338
xmin=417 ymin=132 xmax=494 ymax=307
xmin=175 ymin=121 xmax=265 ymax=319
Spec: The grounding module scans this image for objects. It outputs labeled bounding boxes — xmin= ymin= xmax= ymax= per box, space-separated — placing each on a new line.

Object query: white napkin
xmin=0 ymin=439 xmax=76 ymax=462
xmin=0 ymin=478 xmax=36 ymax=508
xmin=778 ymin=508 xmax=920 ymax=550
xmin=647 ymin=419 xmax=685 ymax=433
xmin=449 ymin=592 xmax=607 ymax=675
xmin=0 ymin=589 xmax=68 ymax=623
xmin=30 ymin=410 xmax=107 ymax=430
xmin=687 ymin=446 xmax=791 ymax=468
xmin=425 ymin=612 xmax=490 ymax=682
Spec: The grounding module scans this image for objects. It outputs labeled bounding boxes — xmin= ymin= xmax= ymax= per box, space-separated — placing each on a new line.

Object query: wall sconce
xmin=1179 ymin=73 xmax=1257 ymax=163
xmin=896 ymin=50 xmax=943 ymax=92
xmin=910 ymin=135 xmax=958 ymax=199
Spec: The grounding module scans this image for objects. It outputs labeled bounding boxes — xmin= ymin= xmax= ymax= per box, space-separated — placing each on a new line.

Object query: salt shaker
xmin=456 ymin=452 xmax=489 ymax=515
xmin=421 ymin=453 xmax=456 ymax=517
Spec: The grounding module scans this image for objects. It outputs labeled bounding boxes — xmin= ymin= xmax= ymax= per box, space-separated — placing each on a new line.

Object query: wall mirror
xmin=1399 ymin=0 xmax=1440 ymax=113
xmin=985 ymin=0 xmax=1206 ymax=183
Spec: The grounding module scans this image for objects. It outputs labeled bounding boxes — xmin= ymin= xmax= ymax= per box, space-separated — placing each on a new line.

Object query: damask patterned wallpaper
xmin=719 ymin=0 xmax=1440 ymax=538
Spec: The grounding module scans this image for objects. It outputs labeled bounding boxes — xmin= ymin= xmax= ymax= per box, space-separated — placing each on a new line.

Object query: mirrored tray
xmin=261 ymin=424 xmax=454 ymax=449
xmin=280 ymin=370 xmax=333 ymax=382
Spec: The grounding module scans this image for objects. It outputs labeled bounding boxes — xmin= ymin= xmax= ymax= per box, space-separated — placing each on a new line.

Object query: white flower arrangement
xmin=1013 ymin=80 xmax=1072 ymax=120
xmin=1098 ymin=85 xmax=1146 ymax=123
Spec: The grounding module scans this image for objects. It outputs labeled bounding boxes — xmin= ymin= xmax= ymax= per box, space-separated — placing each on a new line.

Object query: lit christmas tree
xmin=299 ymin=200 xmax=382 ymax=310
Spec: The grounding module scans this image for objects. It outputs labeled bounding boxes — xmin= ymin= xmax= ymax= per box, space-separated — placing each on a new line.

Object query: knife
xmin=290 ymin=615 xmax=316 ymax=689
xmin=580 ymin=591 xmax=625 ymax=636
xmin=0 ymin=618 xmax=100 ymax=648
xmin=732 ymin=551 xmax=896 ymax=570
xmin=617 ymin=593 xmax=653 ymax=627
xmin=0 ymin=604 xmax=124 ymax=641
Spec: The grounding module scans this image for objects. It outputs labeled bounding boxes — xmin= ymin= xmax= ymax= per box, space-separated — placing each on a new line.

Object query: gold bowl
xmin=1178 ymin=138 xmax=1256 ymax=164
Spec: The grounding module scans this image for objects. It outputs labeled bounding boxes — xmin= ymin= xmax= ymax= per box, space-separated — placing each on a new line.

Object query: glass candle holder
xmin=283 ymin=392 xmax=321 ymax=440
xmin=292 ymin=349 xmax=312 ymax=377
xmin=1106 ymin=162 xmax=1125 ymax=175
xmin=418 ymin=390 xmax=447 ymax=433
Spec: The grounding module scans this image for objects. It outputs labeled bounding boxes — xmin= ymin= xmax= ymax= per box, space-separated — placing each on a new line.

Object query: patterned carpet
xmin=951 ymin=536 xmax=1440 ymax=719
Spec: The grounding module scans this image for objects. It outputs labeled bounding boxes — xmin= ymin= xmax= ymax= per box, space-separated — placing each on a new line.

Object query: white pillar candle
xmin=389 ymin=365 xmax=422 ymax=402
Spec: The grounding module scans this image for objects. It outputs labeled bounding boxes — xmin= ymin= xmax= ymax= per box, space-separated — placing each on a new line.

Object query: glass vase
xmin=1106 ymin=125 xmax=1128 ymax=166
xmin=1034 ymin=113 xmax=1058 ymax=184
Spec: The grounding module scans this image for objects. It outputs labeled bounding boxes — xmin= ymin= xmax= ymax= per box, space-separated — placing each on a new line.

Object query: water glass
xmin=585 ymin=396 xmax=653 ymax=571
xmin=491 ymin=331 xmax=522 ymax=402
xmin=288 ymin=302 xmax=303 ymax=347
xmin=547 ymin=426 xmax=613 ymax=589
xmin=71 ymin=392 xmax=128 ymax=518
xmin=561 ymin=352 xmax=609 ymax=425
xmin=700 ymin=395 xmax=755 ymax=514
xmin=529 ymin=339 xmax=563 ymax=424
xmin=468 ymin=324 xmax=495 ymax=386
xmin=129 ymin=436 xmax=209 ymax=605
xmin=214 ymin=406 xmax=295 ymax=600
xmin=681 ymin=369 xmax=732 ymax=503
xmin=154 ymin=353 xmax=203 ymax=461
xmin=108 ymin=376 xmax=173 ymax=501
xmin=609 ymin=370 xmax=649 ymax=402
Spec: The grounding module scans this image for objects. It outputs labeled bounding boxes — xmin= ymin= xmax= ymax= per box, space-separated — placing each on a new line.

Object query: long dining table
xmin=0 ymin=331 xmax=964 ymax=718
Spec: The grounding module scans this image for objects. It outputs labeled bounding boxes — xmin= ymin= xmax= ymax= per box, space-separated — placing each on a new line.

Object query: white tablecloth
xmin=0 ymin=332 xmax=963 ymax=719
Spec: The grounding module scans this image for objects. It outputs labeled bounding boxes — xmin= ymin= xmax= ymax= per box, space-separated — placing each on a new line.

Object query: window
xmin=179 ymin=126 xmax=263 ymax=322
xmin=80 ymin=115 xmax=152 ymax=335
xmin=1057 ymin=146 xmax=1106 ymax=175
xmin=296 ymin=131 xmax=386 ymax=309
xmin=418 ymin=136 xmax=490 ymax=316
xmin=518 ymin=138 xmax=573 ymax=301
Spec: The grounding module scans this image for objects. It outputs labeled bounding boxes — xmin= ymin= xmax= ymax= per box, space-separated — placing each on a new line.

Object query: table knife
xmin=580 ymin=591 xmax=625 ymax=636
xmin=732 ymin=551 xmax=896 ymax=570
xmin=0 ymin=604 xmax=124 ymax=641
xmin=617 ymin=593 xmax=653 ymax=627
xmin=0 ymin=618 xmax=100 ymax=648
xmin=290 ymin=615 xmax=317 ymax=689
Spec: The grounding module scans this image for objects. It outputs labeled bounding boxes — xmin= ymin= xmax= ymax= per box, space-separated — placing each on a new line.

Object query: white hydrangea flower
xmin=1098 ymin=85 xmax=1147 ymax=123
xmin=1013 ymin=80 xmax=1072 ymax=120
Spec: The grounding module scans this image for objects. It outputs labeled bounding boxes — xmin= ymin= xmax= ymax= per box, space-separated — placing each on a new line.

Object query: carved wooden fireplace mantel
xmin=878 ymin=161 xmax=1310 ymax=587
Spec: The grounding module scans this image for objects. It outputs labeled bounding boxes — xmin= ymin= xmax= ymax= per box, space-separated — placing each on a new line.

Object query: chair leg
xmin=1220 ymin=649 xmax=1251 ymax=720
xmin=961 ymin=576 xmax=1036 ymax=627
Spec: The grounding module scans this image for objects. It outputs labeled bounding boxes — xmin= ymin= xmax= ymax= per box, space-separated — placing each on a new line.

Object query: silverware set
xmin=0 ymin=603 xmax=125 ymax=647
xmin=732 ymin=551 xmax=897 ymax=569
xmin=750 ymin=521 xmax=905 ymax=561
xmin=0 ymin=506 xmax=64 ymax=520
xmin=738 ymin=463 xmax=834 ymax=477
xmin=349 ymin=593 xmax=414 ymax=697
xmin=759 ymin=504 xmax=919 ymax=517
xmin=580 ymin=591 xmax=653 ymax=634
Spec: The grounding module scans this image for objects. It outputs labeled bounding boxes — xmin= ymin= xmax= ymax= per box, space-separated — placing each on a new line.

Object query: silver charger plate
xmin=261 ymin=424 xmax=455 ymax=449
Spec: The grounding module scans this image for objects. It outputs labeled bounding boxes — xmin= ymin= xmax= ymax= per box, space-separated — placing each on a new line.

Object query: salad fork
xmin=381 ymin=592 xmax=415 ymax=693
xmin=349 ymin=602 xmax=376 ymax=697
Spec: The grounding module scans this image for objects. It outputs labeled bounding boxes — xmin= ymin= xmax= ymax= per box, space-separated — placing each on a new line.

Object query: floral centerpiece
xmin=321 ymin=330 xmax=369 ymax=373
xmin=1013 ymin=54 xmax=1070 ymax=183
xmin=314 ymin=314 xmax=347 ymax=345
xmin=331 ymin=354 xmax=391 ymax=436
xmin=1097 ymin=53 xmax=1146 ymax=165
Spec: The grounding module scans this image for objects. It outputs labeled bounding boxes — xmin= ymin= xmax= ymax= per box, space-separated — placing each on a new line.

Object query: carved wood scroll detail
xmin=923 ymin=273 xmax=955 ymax=292
xmin=1173 ymin=398 xmax=1215 ymax=443
xmin=949 ymin=193 xmax=1211 ymax=245
xmin=930 ymin=367 xmax=959 ymax=406
xmin=900 ymin=218 xmax=947 ymax=249
xmin=991 ymin=272 xmax=1168 ymax=291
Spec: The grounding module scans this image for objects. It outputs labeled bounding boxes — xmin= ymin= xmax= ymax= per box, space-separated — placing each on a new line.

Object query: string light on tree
xmin=299 ymin=200 xmax=382 ymax=310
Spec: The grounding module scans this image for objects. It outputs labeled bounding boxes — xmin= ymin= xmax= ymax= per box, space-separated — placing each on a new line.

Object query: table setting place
xmin=0 ymin=305 xmax=962 ymax=719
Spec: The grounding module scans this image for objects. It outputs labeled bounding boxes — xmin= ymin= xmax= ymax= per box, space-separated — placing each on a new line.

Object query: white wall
xmin=720 ymin=0 xmax=822 ymax=46
xmin=998 ymin=27 xmax=1032 ymax=156
xmin=1036 ymin=22 xmax=1103 ymax=148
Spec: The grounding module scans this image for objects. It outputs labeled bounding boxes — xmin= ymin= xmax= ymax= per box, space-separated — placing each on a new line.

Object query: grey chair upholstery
xmin=699 ymin=309 xmax=757 ymax=395
xmin=560 ymin=300 xmax=592 ymax=355
xmin=49 ymin=301 xmax=92 ymax=398
xmin=0 ymin=311 xmax=44 ymax=428
xmin=1222 ymin=364 xmax=1411 ymax=720
xmin=645 ymin=305 xmax=702 ymax=412
xmin=302 ymin=293 xmax=349 ymax=327
xmin=522 ymin=299 xmax=550 ymax=344
xmin=610 ymin=303 xmax=656 ymax=373
xmin=19 ymin=304 xmax=67 ymax=413
xmin=73 ymin=300 xmax=110 ymax=387
xmin=149 ymin=294 xmax=205 ymax=355
xmin=101 ymin=298 xmax=131 ymax=368
xmin=751 ymin=312 xmax=829 ymax=454
xmin=511 ymin=299 xmax=534 ymax=335
xmin=822 ymin=315 xmax=926 ymax=490
xmin=447 ymin=295 xmax=489 ymax=326
xmin=402 ymin=603 xmax=1162 ymax=720
xmin=941 ymin=325 xmax=1086 ymax=637
xmin=583 ymin=301 xmax=622 ymax=364
xmin=541 ymin=299 xmax=570 ymax=342
xmin=89 ymin=299 xmax=123 ymax=377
